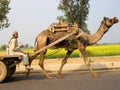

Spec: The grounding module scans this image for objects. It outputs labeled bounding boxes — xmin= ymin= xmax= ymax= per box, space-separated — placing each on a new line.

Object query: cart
xmin=0 ymin=55 xmax=22 ymax=82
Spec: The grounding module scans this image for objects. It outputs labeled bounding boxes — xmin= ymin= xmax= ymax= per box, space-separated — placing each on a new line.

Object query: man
xmin=8 ymin=31 xmax=33 ymax=70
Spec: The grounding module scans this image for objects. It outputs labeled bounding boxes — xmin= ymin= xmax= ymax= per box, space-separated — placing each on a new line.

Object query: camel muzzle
xmin=114 ymin=17 xmax=119 ymax=23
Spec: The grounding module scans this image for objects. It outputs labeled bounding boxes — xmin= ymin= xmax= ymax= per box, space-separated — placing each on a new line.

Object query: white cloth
xmin=8 ymin=38 xmax=29 ymax=65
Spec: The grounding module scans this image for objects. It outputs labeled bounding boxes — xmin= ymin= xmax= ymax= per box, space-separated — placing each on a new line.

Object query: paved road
xmin=0 ymin=70 xmax=120 ymax=90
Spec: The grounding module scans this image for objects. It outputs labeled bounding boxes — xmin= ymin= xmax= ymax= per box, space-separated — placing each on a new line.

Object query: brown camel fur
xmin=33 ymin=17 xmax=119 ymax=79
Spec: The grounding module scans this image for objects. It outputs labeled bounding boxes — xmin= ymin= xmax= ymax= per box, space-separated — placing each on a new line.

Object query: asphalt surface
xmin=1 ymin=70 xmax=120 ymax=90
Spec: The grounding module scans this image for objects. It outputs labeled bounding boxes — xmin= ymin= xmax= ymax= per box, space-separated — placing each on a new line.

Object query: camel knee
xmin=39 ymin=63 xmax=43 ymax=67
xmin=38 ymin=62 xmax=44 ymax=68
xmin=85 ymin=61 xmax=90 ymax=66
xmin=62 ymin=60 xmax=67 ymax=65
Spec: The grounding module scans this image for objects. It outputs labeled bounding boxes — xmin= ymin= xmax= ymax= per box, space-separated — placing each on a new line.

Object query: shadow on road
xmin=3 ymin=67 xmax=119 ymax=83
xmin=3 ymin=73 xmax=47 ymax=83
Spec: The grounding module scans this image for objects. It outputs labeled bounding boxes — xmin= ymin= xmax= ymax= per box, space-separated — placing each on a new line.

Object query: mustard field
xmin=0 ymin=44 xmax=120 ymax=59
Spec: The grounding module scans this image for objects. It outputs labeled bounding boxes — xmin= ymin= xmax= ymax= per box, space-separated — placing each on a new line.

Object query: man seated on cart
xmin=8 ymin=31 xmax=33 ymax=70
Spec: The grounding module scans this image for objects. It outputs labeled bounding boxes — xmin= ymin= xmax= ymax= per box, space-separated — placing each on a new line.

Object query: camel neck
xmin=89 ymin=22 xmax=109 ymax=44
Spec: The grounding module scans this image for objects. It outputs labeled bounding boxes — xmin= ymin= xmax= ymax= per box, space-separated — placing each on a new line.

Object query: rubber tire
xmin=0 ymin=61 xmax=7 ymax=83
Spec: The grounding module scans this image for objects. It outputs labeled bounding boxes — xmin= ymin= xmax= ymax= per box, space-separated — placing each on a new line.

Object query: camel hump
xmin=48 ymin=22 xmax=78 ymax=33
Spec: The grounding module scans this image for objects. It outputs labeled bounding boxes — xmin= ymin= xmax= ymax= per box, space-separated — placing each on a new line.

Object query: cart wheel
xmin=0 ymin=61 xmax=7 ymax=83
xmin=7 ymin=66 xmax=16 ymax=78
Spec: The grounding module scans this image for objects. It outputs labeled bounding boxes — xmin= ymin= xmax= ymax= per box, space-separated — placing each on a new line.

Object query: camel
xmin=33 ymin=17 xmax=119 ymax=79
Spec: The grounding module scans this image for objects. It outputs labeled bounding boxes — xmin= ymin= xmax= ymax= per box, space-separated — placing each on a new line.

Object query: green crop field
xmin=0 ymin=44 xmax=120 ymax=59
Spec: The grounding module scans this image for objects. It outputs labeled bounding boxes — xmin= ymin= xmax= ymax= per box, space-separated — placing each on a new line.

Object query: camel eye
xmin=110 ymin=19 xmax=112 ymax=22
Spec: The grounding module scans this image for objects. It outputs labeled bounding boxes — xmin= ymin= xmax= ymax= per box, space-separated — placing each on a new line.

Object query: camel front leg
xmin=79 ymin=45 xmax=99 ymax=78
xmin=57 ymin=50 xmax=73 ymax=78
xmin=39 ymin=52 xmax=52 ymax=79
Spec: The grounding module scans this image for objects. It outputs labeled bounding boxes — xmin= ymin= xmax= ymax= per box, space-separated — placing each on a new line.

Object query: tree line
xmin=0 ymin=44 xmax=33 ymax=50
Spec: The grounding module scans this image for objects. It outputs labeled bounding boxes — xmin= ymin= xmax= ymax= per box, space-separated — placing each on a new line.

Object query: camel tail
xmin=34 ymin=36 xmax=38 ymax=52
xmin=34 ymin=30 xmax=49 ymax=52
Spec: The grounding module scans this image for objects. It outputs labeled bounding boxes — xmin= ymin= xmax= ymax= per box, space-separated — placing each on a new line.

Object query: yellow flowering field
xmin=0 ymin=44 xmax=120 ymax=58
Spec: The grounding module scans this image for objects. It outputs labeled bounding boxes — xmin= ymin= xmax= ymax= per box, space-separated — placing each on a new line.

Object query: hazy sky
xmin=0 ymin=0 xmax=120 ymax=46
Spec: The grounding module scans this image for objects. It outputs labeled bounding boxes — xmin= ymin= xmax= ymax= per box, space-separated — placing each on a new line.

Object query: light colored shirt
xmin=8 ymin=38 xmax=29 ymax=65
xmin=8 ymin=38 xmax=22 ymax=55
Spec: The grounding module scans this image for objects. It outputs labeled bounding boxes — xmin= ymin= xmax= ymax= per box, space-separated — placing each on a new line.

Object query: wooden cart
xmin=0 ymin=55 xmax=22 ymax=82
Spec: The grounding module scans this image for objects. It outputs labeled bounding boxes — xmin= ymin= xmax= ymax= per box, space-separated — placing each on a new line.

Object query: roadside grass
xmin=0 ymin=44 xmax=120 ymax=59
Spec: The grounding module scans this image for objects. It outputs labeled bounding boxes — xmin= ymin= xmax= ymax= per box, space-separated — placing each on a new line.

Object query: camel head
xmin=102 ymin=17 xmax=119 ymax=28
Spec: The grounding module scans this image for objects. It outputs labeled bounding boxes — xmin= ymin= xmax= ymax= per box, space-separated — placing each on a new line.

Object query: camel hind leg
xmin=39 ymin=51 xmax=52 ymax=79
xmin=57 ymin=50 xmax=73 ymax=78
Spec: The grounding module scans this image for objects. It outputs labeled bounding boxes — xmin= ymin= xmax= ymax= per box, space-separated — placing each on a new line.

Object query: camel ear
xmin=104 ymin=17 xmax=107 ymax=20
xmin=113 ymin=17 xmax=117 ymax=20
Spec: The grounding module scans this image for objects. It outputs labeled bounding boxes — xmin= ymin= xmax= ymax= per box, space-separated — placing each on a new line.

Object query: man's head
xmin=12 ymin=31 xmax=18 ymax=38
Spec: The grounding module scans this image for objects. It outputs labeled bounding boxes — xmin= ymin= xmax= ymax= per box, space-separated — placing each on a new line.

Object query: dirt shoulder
xmin=31 ymin=55 xmax=120 ymax=65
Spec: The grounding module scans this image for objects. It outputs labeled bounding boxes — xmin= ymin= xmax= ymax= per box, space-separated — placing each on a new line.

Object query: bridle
xmin=102 ymin=20 xmax=112 ymax=28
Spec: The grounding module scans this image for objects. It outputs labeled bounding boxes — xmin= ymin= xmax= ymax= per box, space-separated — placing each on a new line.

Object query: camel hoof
xmin=57 ymin=75 xmax=63 ymax=78
xmin=92 ymin=73 xmax=100 ymax=78
xmin=47 ymin=76 xmax=53 ymax=79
